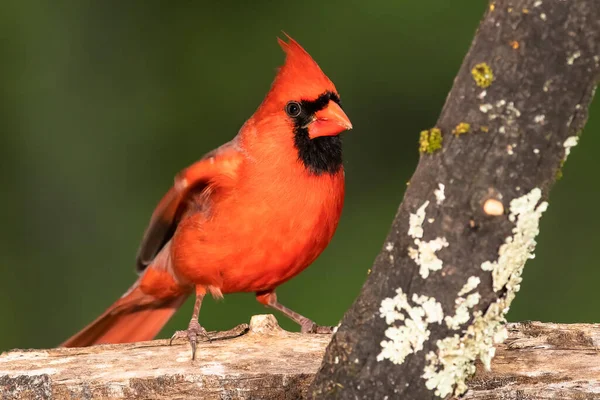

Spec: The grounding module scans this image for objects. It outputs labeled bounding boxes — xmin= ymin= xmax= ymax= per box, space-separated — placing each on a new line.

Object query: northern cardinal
xmin=62 ymin=34 xmax=352 ymax=358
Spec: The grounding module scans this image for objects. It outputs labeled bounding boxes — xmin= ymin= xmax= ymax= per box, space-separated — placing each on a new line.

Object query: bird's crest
xmin=260 ymin=33 xmax=337 ymax=109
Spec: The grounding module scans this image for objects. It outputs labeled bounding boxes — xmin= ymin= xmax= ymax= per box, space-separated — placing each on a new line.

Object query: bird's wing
xmin=135 ymin=139 xmax=243 ymax=272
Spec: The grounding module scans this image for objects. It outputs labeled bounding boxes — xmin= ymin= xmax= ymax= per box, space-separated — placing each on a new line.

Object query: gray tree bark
xmin=309 ymin=0 xmax=600 ymax=398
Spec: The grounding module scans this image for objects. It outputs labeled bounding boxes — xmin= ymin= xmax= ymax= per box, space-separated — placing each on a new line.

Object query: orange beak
xmin=308 ymin=101 xmax=353 ymax=139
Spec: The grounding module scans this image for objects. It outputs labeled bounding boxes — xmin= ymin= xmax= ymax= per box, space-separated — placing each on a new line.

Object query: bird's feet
xmin=300 ymin=319 xmax=335 ymax=334
xmin=169 ymin=320 xmax=210 ymax=360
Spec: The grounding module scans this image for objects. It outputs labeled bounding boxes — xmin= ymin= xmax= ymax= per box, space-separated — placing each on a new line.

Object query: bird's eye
xmin=285 ymin=101 xmax=302 ymax=117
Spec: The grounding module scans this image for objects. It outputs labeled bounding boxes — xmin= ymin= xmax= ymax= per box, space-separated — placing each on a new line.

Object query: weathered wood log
xmin=466 ymin=322 xmax=600 ymax=400
xmin=1 ymin=317 xmax=599 ymax=399
xmin=309 ymin=0 xmax=600 ymax=398
xmin=0 ymin=315 xmax=324 ymax=400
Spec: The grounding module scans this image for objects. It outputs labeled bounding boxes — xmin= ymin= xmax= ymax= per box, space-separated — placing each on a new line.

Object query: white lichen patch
xmin=540 ymin=12 xmax=547 ymax=21
xmin=444 ymin=278 xmax=482 ymax=330
xmin=424 ymin=188 xmax=548 ymax=398
xmin=378 ymin=288 xmax=443 ymax=364
xmin=480 ymin=188 xmax=548 ymax=293
xmin=481 ymin=261 xmax=493 ymax=271
xmin=563 ymin=136 xmax=579 ymax=161
xmin=409 ymin=238 xmax=450 ymax=279
xmin=408 ymin=201 xmax=429 ymax=239
xmin=423 ymin=303 xmax=508 ymax=398
xmin=434 ymin=183 xmax=446 ymax=205
xmin=444 ymin=292 xmax=481 ymax=330
xmin=479 ymin=104 xmax=493 ymax=113
xmin=408 ymin=201 xmax=449 ymax=279
xmin=386 ymin=242 xmax=394 ymax=252
xmin=567 ymin=51 xmax=581 ymax=65
xmin=534 ymin=114 xmax=545 ymax=124
xmin=534 ymin=0 xmax=542 ymax=6
xmin=478 ymin=90 xmax=487 ymax=99
xmin=458 ymin=276 xmax=481 ymax=296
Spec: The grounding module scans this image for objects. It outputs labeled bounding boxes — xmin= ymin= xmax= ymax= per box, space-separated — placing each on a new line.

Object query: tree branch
xmin=1 ymin=318 xmax=599 ymax=399
xmin=309 ymin=0 xmax=600 ymax=398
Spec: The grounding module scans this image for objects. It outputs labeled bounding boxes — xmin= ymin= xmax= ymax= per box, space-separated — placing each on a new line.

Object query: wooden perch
xmin=1 ymin=317 xmax=599 ymax=399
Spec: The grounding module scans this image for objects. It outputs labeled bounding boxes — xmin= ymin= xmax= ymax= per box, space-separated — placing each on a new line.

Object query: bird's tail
xmin=61 ymin=278 xmax=189 ymax=347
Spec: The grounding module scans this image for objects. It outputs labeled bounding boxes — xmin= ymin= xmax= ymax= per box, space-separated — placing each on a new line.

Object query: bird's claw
xmin=169 ymin=320 xmax=210 ymax=360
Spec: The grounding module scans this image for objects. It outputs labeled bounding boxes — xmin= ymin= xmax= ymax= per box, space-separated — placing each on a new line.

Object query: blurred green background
xmin=1 ymin=1 xmax=598 ymax=351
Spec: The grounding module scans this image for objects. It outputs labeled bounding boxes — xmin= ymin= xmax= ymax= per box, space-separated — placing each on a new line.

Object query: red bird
xmin=62 ymin=35 xmax=352 ymax=358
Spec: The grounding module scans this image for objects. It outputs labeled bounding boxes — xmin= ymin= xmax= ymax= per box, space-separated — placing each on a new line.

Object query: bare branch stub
xmin=310 ymin=0 xmax=600 ymax=399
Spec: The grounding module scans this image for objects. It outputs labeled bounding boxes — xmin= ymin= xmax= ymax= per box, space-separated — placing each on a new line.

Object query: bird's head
xmin=251 ymin=34 xmax=352 ymax=175
xmin=257 ymin=34 xmax=352 ymax=139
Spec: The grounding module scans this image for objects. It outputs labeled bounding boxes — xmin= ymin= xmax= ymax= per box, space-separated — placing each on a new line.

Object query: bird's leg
xmin=169 ymin=288 xmax=210 ymax=360
xmin=256 ymin=291 xmax=333 ymax=334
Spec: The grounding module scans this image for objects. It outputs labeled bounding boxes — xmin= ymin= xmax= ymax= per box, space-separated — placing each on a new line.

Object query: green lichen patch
xmin=555 ymin=160 xmax=565 ymax=180
xmin=452 ymin=122 xmax=471 ymax=136
xmin=471 ymin=63 xmax=494 ymax=88
xmin=419 ymin=128 xmax=443 ymax=154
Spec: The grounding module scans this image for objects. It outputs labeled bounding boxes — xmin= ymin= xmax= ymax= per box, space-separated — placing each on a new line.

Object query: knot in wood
xmin=483 ymin=199 xmax=505 ymax=216
xmin=471 ymin=187 xmax=505 ymax=217
xmin=249 ymin=314 xmax=285 ymax=335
